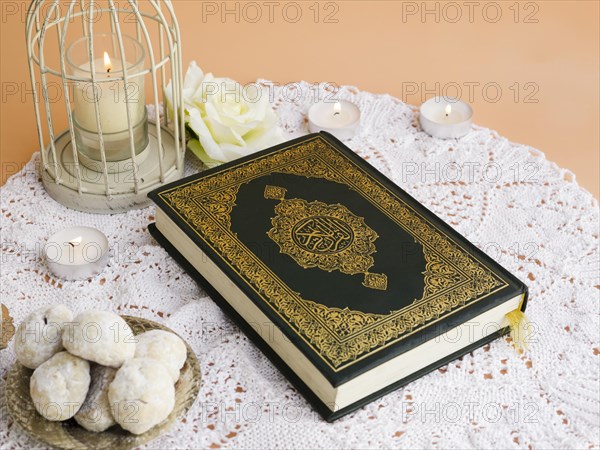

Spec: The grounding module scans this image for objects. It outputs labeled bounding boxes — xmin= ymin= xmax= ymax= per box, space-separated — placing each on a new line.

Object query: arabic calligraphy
xmin=292 ymin=216 xmax=354 ymax=254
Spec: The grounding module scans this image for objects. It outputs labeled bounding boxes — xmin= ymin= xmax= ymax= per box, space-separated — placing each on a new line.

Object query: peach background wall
xmin=1 ymin=0 xmax=598 ymax=198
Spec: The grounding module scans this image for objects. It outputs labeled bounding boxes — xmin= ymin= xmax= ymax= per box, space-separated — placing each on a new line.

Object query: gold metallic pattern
xmin=160 ymin=136 xmax=507 ymax=369
xmin=263 ymin=185 xmax=287 ymax=200
xmin=265 ymin=188 xmax=387 ymax=290
xmin=363 ymin=273 xmax=388 ymax=290
xmin=1 ymin=304 xmax=15 ymax=350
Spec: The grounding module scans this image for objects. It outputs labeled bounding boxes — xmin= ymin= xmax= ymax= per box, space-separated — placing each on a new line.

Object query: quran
xmin=148 ymin=132 xmax=528 ymax=421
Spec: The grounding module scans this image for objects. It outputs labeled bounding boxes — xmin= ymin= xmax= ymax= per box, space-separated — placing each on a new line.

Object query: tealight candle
xmin=308 ymin=100 xmax=361 ymax=140
xmin=419 ymin=96 xmax=473 ymax=139
xmin=44 ymin=227 xmax=109 ymax=281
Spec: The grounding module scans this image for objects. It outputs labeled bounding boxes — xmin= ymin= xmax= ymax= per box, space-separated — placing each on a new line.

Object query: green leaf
xmin=187 ymin=139 xmax=222 ymax=168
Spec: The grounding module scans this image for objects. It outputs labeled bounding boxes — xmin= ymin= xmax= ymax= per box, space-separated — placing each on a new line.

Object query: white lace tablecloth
xmin=1 ymin=83 xmax=599 ymax=449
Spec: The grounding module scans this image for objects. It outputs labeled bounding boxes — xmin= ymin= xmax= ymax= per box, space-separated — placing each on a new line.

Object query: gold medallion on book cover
xmin=265 ymin=186 xmax=388 ymax=290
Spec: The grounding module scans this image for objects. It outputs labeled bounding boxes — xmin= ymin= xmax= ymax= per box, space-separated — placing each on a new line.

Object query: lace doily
xmin=1 ymin=82 xmax=598 ymax=449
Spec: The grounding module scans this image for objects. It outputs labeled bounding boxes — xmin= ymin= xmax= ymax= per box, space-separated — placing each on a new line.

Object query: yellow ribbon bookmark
xmin=505 ymin=309 xmax=530 ymax=352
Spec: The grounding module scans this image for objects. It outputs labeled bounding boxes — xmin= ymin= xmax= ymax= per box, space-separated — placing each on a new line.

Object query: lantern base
xmin=76 ymin=139 xmax=151 ymax=174
xmin=42 ymin=123 xmax=184 ymax=214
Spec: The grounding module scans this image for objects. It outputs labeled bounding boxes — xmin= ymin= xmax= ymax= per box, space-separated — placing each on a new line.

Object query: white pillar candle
xmin=66 ymin=34 xmax=148 ymax=163
xmin=308 ymin=100 xmax=361 ymax=140
xmin=44 ymin=227 xmax=109 ymax=281
xmin=419 ymin=97 xmax=473 ymax=139
xmin=72 ymin=52 xmax=146 ymax=134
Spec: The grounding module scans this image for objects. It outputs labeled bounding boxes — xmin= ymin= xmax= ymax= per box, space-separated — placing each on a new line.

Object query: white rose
xmin=166 ymin=61 xmax=284 ymax=166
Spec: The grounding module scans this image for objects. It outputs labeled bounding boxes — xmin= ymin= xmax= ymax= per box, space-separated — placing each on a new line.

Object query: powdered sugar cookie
xmin=134 ymin=330 xmax=187 ymax=382
xmin=15 ymin=304 xmax=73 ymax=369
xmin=62 ymin=310 xmax=135 ymax=368
xmin=74 ymin=364 xmax=117 ymax=432
xmin=30 ymin=351 xmax=90 ymax=421
xmin=108 ymin=358 xmax=175 ymax=434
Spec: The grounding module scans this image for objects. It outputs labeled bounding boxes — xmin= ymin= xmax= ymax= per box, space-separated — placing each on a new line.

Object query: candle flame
xmin=333 ymin=101 xmax=342 ymax=116
xmin=103 ymin=52 xmax=112 ymax=73
xmin=68 ymin=236 xmax=82 ymax=248
xmin=445 ymin=104 xmax=452 ymax=116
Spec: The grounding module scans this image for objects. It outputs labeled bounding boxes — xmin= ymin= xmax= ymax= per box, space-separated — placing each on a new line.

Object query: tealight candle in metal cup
xmin=419 ymin=96 xmax=473 ymax=139
xmin=44 ymin=226 xmax=109 ymax=281
xmin=308 ymin=100 xmax=361 ymax=140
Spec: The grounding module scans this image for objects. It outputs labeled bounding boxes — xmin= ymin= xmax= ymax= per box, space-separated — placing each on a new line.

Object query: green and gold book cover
xmin=149 ymin=132 xmax=527 ymax=390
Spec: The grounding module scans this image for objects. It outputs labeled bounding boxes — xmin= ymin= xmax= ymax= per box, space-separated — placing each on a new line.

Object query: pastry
xmin=63 ymin=310 xmax=135 ymax=368
xmin=74 ymin=364 xmax=117 ymax=432
xmin=134 ymin=330 xmax=187 ymax=382
xmin=15 ymin=304 xmax=73 ymax=369
xmin=108 ymin=358 xmax=175 ymax=434
xmin=30 ymin=351 xmax=90 ymax=421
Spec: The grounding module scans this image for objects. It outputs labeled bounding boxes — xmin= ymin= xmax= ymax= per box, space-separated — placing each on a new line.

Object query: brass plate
xmin=5 ymin=315 xmax=201 ymax=450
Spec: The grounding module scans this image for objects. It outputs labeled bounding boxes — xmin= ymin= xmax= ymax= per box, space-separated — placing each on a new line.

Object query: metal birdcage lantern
xmin=26 ymin=0 xmax=185 ymax=213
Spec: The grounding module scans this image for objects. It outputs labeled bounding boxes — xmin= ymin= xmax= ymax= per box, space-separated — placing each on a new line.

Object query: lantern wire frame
xmin=26 ymin=0 xmax=185 ymax=213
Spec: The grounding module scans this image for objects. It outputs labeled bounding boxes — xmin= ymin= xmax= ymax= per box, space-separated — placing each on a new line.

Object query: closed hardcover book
xmin=148 ymin=132 xmax=528 ymax=421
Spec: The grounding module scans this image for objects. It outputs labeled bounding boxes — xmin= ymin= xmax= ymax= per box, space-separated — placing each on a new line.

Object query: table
xmin=1 ymin=83 xmax=598 ymax=449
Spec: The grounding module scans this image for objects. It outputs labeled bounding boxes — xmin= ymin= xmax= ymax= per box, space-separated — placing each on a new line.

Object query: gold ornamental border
xmin=160 ymin=136 xmax=509 ymax=370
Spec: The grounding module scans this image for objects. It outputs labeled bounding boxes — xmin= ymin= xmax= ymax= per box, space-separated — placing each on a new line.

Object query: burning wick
xmin=103 ymin=51 xmax=112 ymax=74
xmin=68 ymin=236 xmax=83 ymax=248
xmin=445 ymin=104 xmax=452 ymax=117
xmin=333 ymin=101 xmax=342 ymax=117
